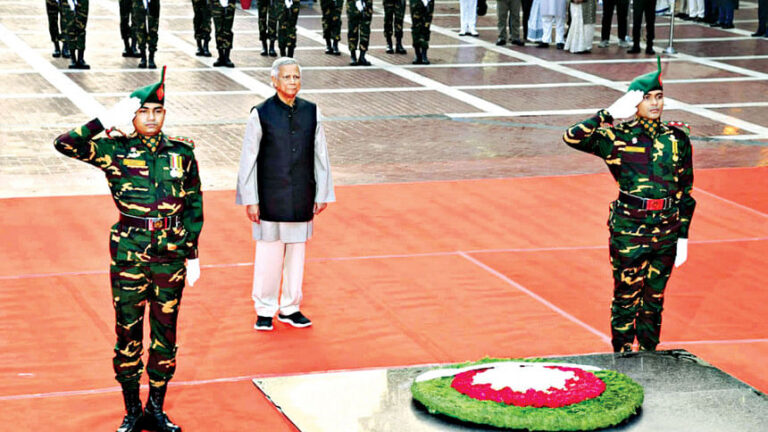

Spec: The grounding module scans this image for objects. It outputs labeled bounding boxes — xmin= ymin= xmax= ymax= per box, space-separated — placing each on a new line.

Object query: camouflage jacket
xmin=54 ymin=119 xmax=203 ymax=260
xmin=563 ymin=109 xmax=696 ymax=238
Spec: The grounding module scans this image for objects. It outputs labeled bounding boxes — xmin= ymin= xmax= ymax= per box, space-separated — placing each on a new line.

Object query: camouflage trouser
xmin=133 ymin=0 xmax=160 ymax=52
xmin=210 ymin=0 xmax=236 ymax=49
xmin=46 ymin=0 xmax=63 ymax=42
xmin=61 ymin=0 xmax=88 ymax=50
xmin=257 ymin=0 xmax=275 ymax=41
xmin=119 ymin=0 xmax=134 ymax=40
xmin=111 ymin=259 xmax=186 ymax=387
xmin=383 ymin=0 xmax=406 ymax=39
xmin=320 ymin=0 xmax=343 ymax=41
xmin=409 ymin=0 xmax=434 ymax=49
xmin=346 ymin=0 xmax=373 ymax=51
xmin=275 ymin=1 xmax=300 ymax=49
xmin=192 ymin=0 xmax=212 ymax=41
xmin=609 ymin=230 xmax=677 ymax=353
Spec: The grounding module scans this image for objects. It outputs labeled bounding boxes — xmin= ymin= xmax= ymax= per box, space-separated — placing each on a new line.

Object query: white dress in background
xmin=565 ymin=2 xmax=595 ymax=53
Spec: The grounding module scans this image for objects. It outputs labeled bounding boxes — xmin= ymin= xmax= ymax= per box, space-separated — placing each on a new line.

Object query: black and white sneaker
xmin=254 ymin=316 xmax=273 ymax=331
xmin=277 ymin=312 xmax=312 ymax=328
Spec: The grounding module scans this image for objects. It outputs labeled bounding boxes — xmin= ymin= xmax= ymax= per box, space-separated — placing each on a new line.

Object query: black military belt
xmin=618 ymin=191 xmax=676 ymax=211
xmin=120 ymin=213 xmax=181 ymax=231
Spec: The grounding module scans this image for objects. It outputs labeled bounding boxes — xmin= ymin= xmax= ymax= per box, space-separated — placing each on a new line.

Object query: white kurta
xmin=236 ymin=103 xmax=336 ymax=243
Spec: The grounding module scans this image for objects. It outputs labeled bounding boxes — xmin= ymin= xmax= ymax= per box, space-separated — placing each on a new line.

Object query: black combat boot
xmin=138 ymin=48 xmax=147 ymax=68
xmin=268 ymin=39 xmax=277 ymax=56
xmin=202 ymin=39 xmax=212 ymax=57
xmin=279 ymin=45 xmax=286 ymax=57
xmin=324 ymin=38 xmax=333 ymax=54
xmin=411 ymin=46 xmax=422 ymax=64
xmin=385 ymin=36 xmax=394 ymax=54
xmin=62 ymin=41 xmax=71 ymax=58
xmin=421 ymin=47 xmax=430 ymax=65
xmin=357 ymin=49 xmax=371 ymax=66
xmin=77 ymin=48 xmax=91 ymax=69
xmin=68 ymin=49 xmax=78 ymax=68
xmin=195 ymin=39 xmax=205 ymax=56
xmin=52 ymin=40 xmax=61 ymax=58
xmin=142 ymin=385 xmax=181 ymax=432
xmin=224 ymin=48 xmax=235 ymax=67
xmin=349 ymin=49 xmax=357 ymax=66
xmin=130 ymin=38 xmax=140 ymax=57
xmin=123 ymin=38 xmax=133 ymax=57
xmin=332 ymin=39 xmax=340 ymax=55
xmin=395 ymin=37 xmax=406 ymax=54
xmin=116 ymin=383 xmax=143 ymax=432
xmin=213 ymin=49 xmax=225 ymax=67
xmin=260 ymin=39 xmax=268 ymax=56
xmin=287 ymin=46 xmax=294 ymax=58
xmin=148 ymin=50 xmax=157 ymax=69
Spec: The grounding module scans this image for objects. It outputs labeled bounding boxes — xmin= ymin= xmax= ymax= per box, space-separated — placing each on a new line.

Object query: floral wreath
xmin=411 ymin=358 xmax=643 ymax=431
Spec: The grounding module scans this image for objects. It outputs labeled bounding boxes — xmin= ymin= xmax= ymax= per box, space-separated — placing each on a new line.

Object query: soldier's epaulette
xmin=664 ymin=120 xmax=691 ymax=136
xmin=169 ymin=136 xmax=195 ymax=148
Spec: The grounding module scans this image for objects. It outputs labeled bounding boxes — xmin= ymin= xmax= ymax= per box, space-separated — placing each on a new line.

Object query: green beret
xmin=628 ymin=56 xmax=663 ymax=94
xmin=130 ymin=65 xmax=166 ymax=106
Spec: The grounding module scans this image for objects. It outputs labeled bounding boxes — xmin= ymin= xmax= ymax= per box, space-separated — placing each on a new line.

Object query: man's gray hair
xmin=271 ymin=57 xmax=302 ymax=79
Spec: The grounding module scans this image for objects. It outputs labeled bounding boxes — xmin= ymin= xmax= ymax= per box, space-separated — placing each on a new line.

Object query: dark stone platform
xmin=253 ymin=350 xmax=768 ymax=431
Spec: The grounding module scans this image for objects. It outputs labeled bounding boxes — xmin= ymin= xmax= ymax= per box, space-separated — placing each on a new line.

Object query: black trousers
xmin=632 ymin=0 xmax=656 ymax=48
xmin=522 ymin=0 xmax=532 ymax=39
xmin=758 ymin=0 xmax=768 ymax=34
xmin=602 ymin=0 xmax=629 ymax=41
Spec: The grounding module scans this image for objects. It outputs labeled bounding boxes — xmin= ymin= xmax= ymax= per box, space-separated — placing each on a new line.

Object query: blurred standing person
xmin=537 ymin=0 xmax=566 ymax=48
xmin=192 ymin=0 xmax=213 ymax=56
xmin=754 ymin=0 xmax=768 ymax=36
xmin=459 ymin=0 xmax=479 ymax=36
xmin=119 ymin=0 xmax=140 ymax=57
xmin=276 ymin=0 xmax=301 ymax=57
xmin=46 ymin=0 xmax=65 ymax=58
xmin=598 ymin=0 xmax=629 ymax=47
xmin=410 ymin=0 xmax=435 ymax=64
xmin=258 ymin=0 xmax=278 ymax=56
xmin=527 ymin=0 xmax=544 ymax=43
xmin=565 ymin=0 xmax=596 ymax=53
xmin=321 ymin=0 xmax=343 ymax=55
xmin=628 ymin=0 xmax=657 ymax=54
xmin=383 ymin=0 xmax=408 ymax=53
xmin=347 ymin=0 xmax=373 ymax=65
xmin=133 ymin=0 xmax=161 ymax=69
xmin=211 ymin=0 xmax=237 ymax=66
xmin=62 ymin=0 xmax=90 ymax=69
xmin=497 ymin=0 xmax=525 ymax=45
xmin=687 ymin=0 xmax=705 ymax=21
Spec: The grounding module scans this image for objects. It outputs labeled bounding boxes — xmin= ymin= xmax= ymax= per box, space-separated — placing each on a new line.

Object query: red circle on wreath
xmin=451 ymin=365 xmax=606 ymax=408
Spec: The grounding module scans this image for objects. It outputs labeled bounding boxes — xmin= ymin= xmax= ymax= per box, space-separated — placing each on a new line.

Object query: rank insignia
xmin=169 ymin=153 xmax=183 ymax=178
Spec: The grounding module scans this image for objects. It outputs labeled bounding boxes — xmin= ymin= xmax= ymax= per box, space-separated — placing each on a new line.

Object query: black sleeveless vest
xmin=254 ymin=95 xmax=318 ymax=222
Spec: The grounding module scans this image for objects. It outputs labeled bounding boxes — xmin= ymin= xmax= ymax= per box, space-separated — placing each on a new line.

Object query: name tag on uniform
xmin=622 ymin=146 xmax=646 ymax=153
xmin=123 ymin=159 xmax=147 ymax=168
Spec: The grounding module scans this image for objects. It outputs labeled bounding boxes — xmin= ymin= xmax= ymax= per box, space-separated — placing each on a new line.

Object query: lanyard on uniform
xmin=143 ymin=0 xmax=149 ymax=11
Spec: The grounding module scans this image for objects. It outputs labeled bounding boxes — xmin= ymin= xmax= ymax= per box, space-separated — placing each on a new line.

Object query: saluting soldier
xmin=383 ymin=0 xmax=407 ymax=54
xmin=45 ymin=0 xmax=65 ymax=58
xmin=53 ymin=67 xmax=203 ymax=432
xmin=61 ymin=0 xmax=90 ymax=69
xmin=257 ymin=0 xmax=278 ymax=56
xmin=119 ymin=0 xmax=139 ymax=57
xmin=133 ymin=0 xmax=161 ymax=69
xmin=191 ymin=0 xmax=213 ymax=57
xmin=274 ymin=0 xmax=300 ymax=58
xmin=410 ymin=0 xmax=434 ymax=64
xmin=210 ymin=0 xmax=237 ymax=67
xmin=563 ymin=57 xmax=696 ymax=353
xmin=320 ymin=0 xmax=343 ymax=55
xmin=347 ymin=0 xmax=373 ymax=65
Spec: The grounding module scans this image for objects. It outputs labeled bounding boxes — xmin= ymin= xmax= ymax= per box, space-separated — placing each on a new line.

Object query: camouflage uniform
xmin=210 ymin=0 xmax=236 ymax=50
xmin=320 ymin=0 xmax=343 ymax=42
xmin=53 ymin=121 xmax=203 ymax=387
xmin=383 ymin=0 xmax=406 ymax=40
xmin=257 ymin=0 xmax=277 ymax=41
xmin=347 ymin=0 xmax=373 ymax=51
xmin=119 ymin=0 xmax=135 ymax=41
xmin=192 ymin=0 xmax=212 ymax=42
xmin=564 ymin=110 xmax=696 ymax=352
xmin=46 ymin=0 xmax=63 ymax=43
xmin=133 ymin=0 xmax=161 ymax=52
xmin=61 ymin=0 xmax=88 ymax=50
xmin=275 ymin=0 xmax=300 ymax=50
xmin=410 ymin=0 xmax=434 ymax=49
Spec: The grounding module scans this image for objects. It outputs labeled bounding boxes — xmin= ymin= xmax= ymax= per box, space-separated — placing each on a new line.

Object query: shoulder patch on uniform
xmin=664 ymin=120 xmax=691 ymax=136
xmin=169 ymin=136 xmax=195 ymax=149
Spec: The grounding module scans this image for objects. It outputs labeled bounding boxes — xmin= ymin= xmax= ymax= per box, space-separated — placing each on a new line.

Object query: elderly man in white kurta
xmin=236 ymin=57 xmax=335 ymax=331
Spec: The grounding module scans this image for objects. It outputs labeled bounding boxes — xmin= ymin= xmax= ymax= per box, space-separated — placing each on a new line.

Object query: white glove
xmin=67 ymin=0 xmax=76 ymax=11
xmin=606 ymin=90 xmax=643 ymax=120
xmin=219 ymin=0 xmax=229 ymax=7
xmin=97 ymin=97 xmax=141 ymax=130
xmin=355 ymin=0 xmax=363 ymax=10
xmin=187 ymin=258 xmax=201 ymax=286
xmin=674 ymin=238 xmax=688 ymax=268
xmin=285 ymin=0 xmax=293 ymax=7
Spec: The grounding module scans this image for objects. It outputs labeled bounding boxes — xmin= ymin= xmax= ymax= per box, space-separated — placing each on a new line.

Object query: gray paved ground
xmin=1 ymin=0 xmax=767 ymax=197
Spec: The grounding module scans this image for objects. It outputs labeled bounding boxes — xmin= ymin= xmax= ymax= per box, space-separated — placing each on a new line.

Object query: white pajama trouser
xmin=252 ymin=240 xmax=306 ymax=317
xmin=688 ymin=0 xmax=705 ymax=18
xmin=541 ymin=14 xmax=565 ymax=44
xmin=459 ymin=0 xmax=478 ymax=33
